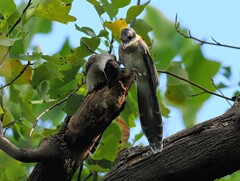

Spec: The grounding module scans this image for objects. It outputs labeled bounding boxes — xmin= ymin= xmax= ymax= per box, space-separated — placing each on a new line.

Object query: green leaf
xmin=120 ymin=87 xmax=138 ymax=127
xmin=0 ymin=59 xmax=32 ymax=85
xmin=222 ymin=66 xmax=231 ymax=79
xmin=2 ymin=111 xmax=14 ymax=125
xmin=0 ymin=46 xmax=8 ymax=61
xmin=34 ymin=0 xmax=76 ymax=24
xmin=5 ymin=163 xmax=26 ymax=180
xmin=0 ymin=36 xmax=21 ymax=46
xmin=159 ymin=100 xmax=170 ymax=118
xmin=132 ymin=19 xmax=152 ymax=46
xmin=85 ymin=163 xmax=109 ymax=172
xmin=111 ymin=0 xmax=131 ymax=8
xmin=0 ymin=0 xmax=16 ymax=20
xmin=75 ymin=25 xmax=96 ymax=36
xmin=63 ymin=94 xmax=84 ymax=115
xmin=49 ymin=78 xmax=78 ymax=99
xmin=126 ymin=2 xmax=149 ymax=23
xmin=44 ymin=62 xmax=65 ymax=81
xmin=0 ymin=106 xmax=3 ymax=115
xmin=134 ymin=132 xmax=143 ymax=142
xmin=181 ymin=45 xmax=220 ymax=127
xmin=38 ymin=80 xmax=50 ymax=102
xmin=19 ymin=99 xmax=35 ymax=122
xmin=215 ymin=170 xmax=240 ymax=181
xmin=92 ymin=122 xmax=121 ymax=161
xmin=102 ymin=0 xmax=118 ymax=20
xmin=98 ymin=29 xmax=109 ymax=38
xmin=94 ymin=4 xmax=105 ymax=16
xmin=165 ymin=62 xmax=194 ymax=106
xmin=145 ymin=6 xmax=191 ymax=70
xmin=75 ymin=37 xmax=100 ymax=59
xmin=9 ymin=52 xmax=43 ymax=61
xmin=87 ymin=0 xmax=100 ymax=6
xmin=59 ymin=38 xmax=72 ymax=57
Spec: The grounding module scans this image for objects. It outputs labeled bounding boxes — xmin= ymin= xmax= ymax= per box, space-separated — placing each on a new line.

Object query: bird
xmin=119 ymin=27 xmax=163 ymax=153
xmin=86 ymin=54 xmax=119 ymax=93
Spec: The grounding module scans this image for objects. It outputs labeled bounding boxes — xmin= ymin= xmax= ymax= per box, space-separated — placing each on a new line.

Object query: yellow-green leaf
xmin=34 ymin=0 xmax=76 ymax=24
xmin=103 ymin=19 xmax=128 ymax=38
xmin=0 ymin=105 xmax=3 ymax=115
xmin=165 ymin=62 xmax=194 ymax=105
xmin=0 ymin=36 xmax=21 ymax=46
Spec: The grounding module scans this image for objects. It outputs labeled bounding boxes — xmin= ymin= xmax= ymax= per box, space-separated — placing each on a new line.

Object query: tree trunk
xmin=104 ymin=100 xmax=240 ymax=181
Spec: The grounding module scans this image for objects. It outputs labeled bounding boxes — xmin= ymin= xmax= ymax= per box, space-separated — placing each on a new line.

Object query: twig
xmin=211 ymin=78 xmax=232 ymax=106
xmin=28 ymin=82 xmax=85 ymax=144
xmin=190 ymin=91 xmax=206 ymax=97
xmin=158 ymin=70 xmax=233 ymax=101
xmin=81 ymin=40 xmax=97 ymax=54
xmin=82 ymin=172 xmax=93 ymax=181
xmin=0 ymin=121 xmax=3 ymax=136
xmin=175 ymin=14 xmax=240 ymax=50
xmin=3 ymin=121 xmax=17 ymax=128
xmin=93 ymin=171 xmax=98 ymax=181
xmin=0 ymin=89 xmax=4 ymax=122
xmin=108 ymin=35 xmax=114 ymax=54
xmin=7 ymin=0 xmax=32 ymax=36
xmin=130 ymin=0 xmax=141 ymax=27
xmin=77 ymin=163 xmax=83 ymax=181
xmin=0 ymin=46 xmax=11 ymax=66
xmin=0 ymin=61 xmax=32 ymax=90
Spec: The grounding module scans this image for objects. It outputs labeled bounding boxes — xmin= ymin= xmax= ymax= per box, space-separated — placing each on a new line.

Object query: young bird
xmin=119 ymin=27 xmax=163 ymax=153
xmin=86 ymin=54 xmax=119 ymax=93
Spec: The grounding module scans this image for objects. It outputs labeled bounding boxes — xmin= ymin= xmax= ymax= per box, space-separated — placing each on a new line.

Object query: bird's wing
xmin=138 ymin=39 xmax=159 ymax=93
xmin=86 ymin=56 xmax=96 ymax=74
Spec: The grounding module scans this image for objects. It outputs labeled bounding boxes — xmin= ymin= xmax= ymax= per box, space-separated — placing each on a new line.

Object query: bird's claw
xmin=119 ymin=80 xmax=127 ymax=91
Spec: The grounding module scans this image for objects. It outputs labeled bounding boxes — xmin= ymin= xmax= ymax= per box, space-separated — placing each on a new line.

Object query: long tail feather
xmin=137 ymin=75 xmax=163 ymax=153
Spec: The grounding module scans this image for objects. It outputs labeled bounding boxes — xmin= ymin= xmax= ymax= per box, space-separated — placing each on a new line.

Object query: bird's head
xmin=120 ymin=27 xmax=137 ymax=49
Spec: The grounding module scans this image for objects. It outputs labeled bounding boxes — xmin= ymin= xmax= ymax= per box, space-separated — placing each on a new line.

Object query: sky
xmin=15 ymin=0 xmax=240 ymax=144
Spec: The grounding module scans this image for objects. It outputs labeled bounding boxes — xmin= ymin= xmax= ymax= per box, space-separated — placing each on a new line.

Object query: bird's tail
xmin=137 ymin=76 xmax=163 ymax=153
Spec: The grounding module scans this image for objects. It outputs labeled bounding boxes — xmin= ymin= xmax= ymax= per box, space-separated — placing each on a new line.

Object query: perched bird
xmin=119 ymin=27 xmax=163 ymax=153
xmin=86 ymin=54 xmax=119 ymax=93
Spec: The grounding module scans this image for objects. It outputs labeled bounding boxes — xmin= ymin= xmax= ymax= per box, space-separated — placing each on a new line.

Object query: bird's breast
xmin=122 ymin=47 xmax=147 ymax=76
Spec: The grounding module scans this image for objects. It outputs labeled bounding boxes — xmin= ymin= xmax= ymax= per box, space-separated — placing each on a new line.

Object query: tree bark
xmin=0 ymin=71 xmax=136 ymax=181
xmin=104 ymin=99 xmax=240 ymax=181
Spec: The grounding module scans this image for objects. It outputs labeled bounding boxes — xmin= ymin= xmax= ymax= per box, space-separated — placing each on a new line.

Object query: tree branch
xmin=28 ymin=82 xmax=85 ymax=142
xmin=0 ymin=121 xmax=57 ymax=162
xmin=0 ymin=69 xmax=136 ymax=180
xmin=158 ymin=70 xmax=233 ymax=101
xmin=0 ymin=61 xmax=32 ymax=90
xmin=175 ymin=14 xmax=240 ymax=50
xmin=105 ymin=98 xmax=240 ymax=181
xmin=7 ymin=0 xmax=32 ymax=36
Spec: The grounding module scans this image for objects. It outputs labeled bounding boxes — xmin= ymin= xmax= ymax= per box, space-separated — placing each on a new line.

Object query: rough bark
xmin=0 ymin=71 xmax=136 ymax=181
xmin=104 ymin=99 xmax=240 ymax=181
xmin=27 ymin=72 xmax=135 ymax=180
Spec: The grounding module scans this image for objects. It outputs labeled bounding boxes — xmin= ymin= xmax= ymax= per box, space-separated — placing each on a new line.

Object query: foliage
xmin=0 ymin=0 xmax=237 ymax=180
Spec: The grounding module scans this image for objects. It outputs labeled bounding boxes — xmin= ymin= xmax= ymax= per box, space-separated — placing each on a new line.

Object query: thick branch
xmin=105 ymin=100 xmax=240 ymax=181
xmin=27 ymin=71 xmax=135 ymax=180
xmin=0 ymin=68 xmax=135 ymax=180
xmin=0 ymin=135 xmax=58 ymax=162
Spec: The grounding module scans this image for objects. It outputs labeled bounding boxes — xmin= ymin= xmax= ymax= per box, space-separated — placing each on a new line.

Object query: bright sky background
xmin=16 ymin=0 xmax=240 ymax=144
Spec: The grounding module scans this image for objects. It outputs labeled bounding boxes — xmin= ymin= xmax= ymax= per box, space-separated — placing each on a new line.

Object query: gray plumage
xmin=119 ymin=27 xmax=163 ymax=153
xmin=86 ymin=54 xmax=117 ymax=93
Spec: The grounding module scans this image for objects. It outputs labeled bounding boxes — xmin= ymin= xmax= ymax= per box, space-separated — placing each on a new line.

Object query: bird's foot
xmin=118 ymin=80 xmax=127 ymax=91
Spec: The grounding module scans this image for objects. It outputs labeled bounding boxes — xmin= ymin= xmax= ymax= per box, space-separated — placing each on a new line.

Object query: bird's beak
xmin=122 ymin=43 xmax=127 ymax=49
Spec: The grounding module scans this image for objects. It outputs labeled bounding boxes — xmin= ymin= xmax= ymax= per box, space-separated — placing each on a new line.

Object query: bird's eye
xmin=128 ymin=35 xmax=132 ymax=40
